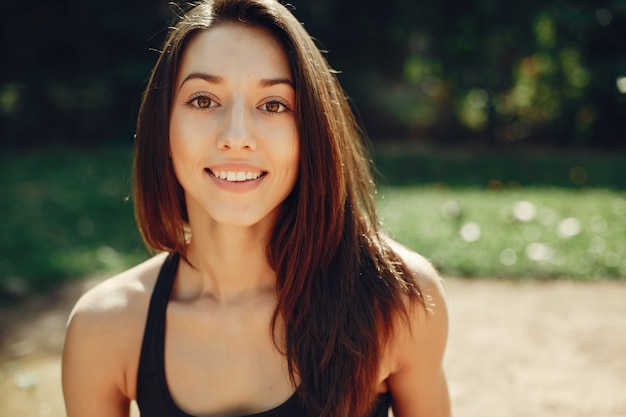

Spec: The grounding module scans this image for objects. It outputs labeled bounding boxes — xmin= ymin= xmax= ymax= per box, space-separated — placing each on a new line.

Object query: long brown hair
xmin=133 ymin=1 xmax=424 ymax=416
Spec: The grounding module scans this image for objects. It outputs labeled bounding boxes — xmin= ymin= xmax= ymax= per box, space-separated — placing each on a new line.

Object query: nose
xmin=216 ymin=101 xmax=256 ymax=151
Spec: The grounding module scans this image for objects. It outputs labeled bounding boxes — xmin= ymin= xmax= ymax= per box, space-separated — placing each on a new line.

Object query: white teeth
xmin=211 ymin=170 xmax=263 ymax=182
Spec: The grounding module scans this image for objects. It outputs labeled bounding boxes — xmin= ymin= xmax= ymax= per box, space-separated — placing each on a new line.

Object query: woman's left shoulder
xmin=382 ymin=238 xmax=452 ymax=416
xmin=382 ymin=236 xmax=449 ymax=351
xmin=385 ymin=237 xmax=444 ymax=299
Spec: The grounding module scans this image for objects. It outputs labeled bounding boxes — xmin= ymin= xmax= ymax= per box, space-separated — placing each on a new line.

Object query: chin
xmin=211 ymin=210 xmax=276 ymax=229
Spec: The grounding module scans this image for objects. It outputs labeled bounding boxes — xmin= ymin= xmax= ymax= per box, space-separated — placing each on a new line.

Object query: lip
xmin=208 ymin=162 xmax=267 ymax=172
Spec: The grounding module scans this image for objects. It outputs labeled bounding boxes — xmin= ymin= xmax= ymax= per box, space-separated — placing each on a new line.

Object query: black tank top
xmin=136 ymin=252 xmax=392 ymax=417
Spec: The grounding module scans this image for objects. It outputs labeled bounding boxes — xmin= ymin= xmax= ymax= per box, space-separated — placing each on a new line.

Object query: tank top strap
xmin=136 ymin=252 xmax=180 ymax=408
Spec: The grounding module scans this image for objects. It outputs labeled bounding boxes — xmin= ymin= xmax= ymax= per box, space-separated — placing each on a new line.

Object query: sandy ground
xmin=1 ymin=277 xmax=625 ymax=417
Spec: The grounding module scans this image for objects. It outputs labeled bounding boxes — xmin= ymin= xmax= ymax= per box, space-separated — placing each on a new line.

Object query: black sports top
xmin=136 ymin=252 xmax=392 ymax=417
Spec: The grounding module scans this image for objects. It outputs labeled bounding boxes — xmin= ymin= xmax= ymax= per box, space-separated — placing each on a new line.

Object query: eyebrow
xmin=257 ymin=78 xmax=294 ymax=88
xmin=178 ymin=72 xmax=293 ymax=90
xmin=179 ymin=73 xmax=224 ymax=90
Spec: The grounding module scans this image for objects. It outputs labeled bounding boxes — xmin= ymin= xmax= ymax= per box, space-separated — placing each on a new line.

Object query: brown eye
xmin=185 ymin=93 xmax=217 ymax=110
xmin=196 ymin=97 xmax=213 ymax=108
xmin=265 ymin=101 xmax=281 ymax=113
xmin=261 ymin=100 xmax=290 ymax=113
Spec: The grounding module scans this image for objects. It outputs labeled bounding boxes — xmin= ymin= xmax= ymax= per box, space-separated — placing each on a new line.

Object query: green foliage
xmin=2 ymin=0 xmax=625 ymax=149
xmin=0 ymin=147 xmax=148 ymax=301
xmin=0 ymin=0 xmax=170 ymax=147
xmin=289 ymin=0 xmax=626 ymax=147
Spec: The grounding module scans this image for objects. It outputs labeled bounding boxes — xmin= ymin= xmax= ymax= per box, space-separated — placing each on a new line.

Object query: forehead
xmin=177 ymin=23 xmax=291 ymax=82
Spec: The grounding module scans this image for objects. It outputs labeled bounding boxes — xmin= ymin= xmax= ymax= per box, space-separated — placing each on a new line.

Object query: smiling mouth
xmin=206 ymin=169 xmax=267 ymax=182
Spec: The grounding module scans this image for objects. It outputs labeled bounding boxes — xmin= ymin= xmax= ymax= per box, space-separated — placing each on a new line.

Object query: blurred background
xmin=1 ymin=0 xmax=626 ymax=300
xmin=3 ymin=0 xmax=626 ymax=148
xmin=2 ymin=2 xmax=626 ymax=416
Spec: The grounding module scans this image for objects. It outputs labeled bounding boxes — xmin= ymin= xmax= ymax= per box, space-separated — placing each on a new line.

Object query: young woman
xmin=62 ymin=1 xmax=451 ymax=416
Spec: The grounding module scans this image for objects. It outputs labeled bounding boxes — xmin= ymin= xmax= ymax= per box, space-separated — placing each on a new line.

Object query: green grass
xmin=377 ymin=186 xmax=626 ymax=280
xmin=371 ymin=144 xmax=626 ymax=280
xmin=1 ymin=145 xmax=625 ymax=300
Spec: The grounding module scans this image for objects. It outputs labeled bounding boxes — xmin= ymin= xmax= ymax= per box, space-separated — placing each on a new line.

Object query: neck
xmin=181 ymin=218 xmax=276 ymax=304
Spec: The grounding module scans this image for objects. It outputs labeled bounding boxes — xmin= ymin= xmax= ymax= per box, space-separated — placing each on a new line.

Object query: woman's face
xmin=169 ymin=23 xmax=299 ymax=229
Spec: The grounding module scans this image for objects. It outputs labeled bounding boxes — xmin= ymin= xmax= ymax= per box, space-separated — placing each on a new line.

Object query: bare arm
xmin=386 ymin=247 xmax=451 ymax=417
xmin=62 ymin=306 xmax=130 ymax=416
xmin=61 ymin=271 xmax=151 ymax=417
xmin=62 ymin=254 xmax=164 ymax=416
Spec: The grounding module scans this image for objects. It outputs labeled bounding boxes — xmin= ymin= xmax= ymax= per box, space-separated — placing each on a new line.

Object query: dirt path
xmin=1 ymin=277 xmax=625 ymax=417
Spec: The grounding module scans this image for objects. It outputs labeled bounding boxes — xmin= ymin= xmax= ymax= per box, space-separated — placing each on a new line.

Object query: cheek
xmin=168 ymin=121 xmax=198 ymax=180
xmin=280 ymin=128 xmax=300 ymax=174
xmin=169 ymin=111 xmax=183 ymax=156
xmin=169 ymin=111 xmax=203 ymax=162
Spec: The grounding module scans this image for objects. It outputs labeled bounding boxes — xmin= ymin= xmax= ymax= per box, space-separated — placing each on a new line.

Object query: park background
xmin=1 ymin=0 xmax=626 ymax=416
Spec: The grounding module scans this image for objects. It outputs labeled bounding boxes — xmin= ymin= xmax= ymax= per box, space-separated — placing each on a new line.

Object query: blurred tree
xmin=0 ymin=0 xmax=170 ymax=147
xmin=1 ymin=0 xmax=625 ymax=149
xmin=289 ymin=0 xmax=626 ymax=148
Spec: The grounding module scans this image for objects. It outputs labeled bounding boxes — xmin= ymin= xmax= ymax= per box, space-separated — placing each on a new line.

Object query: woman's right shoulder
xmin=62 ymin=253 xmax=169 ymax=406
xmin=66 ymin=252 xmax=168 ymax=329
xmin=63 ymin=251 xmax=169 ymax=362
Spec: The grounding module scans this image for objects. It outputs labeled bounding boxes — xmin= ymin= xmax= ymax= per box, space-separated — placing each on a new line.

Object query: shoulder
xmin=66 ymin=252 xmax=167 ymax=330
xmin=381 ymin=238 xmax=452 ymax=415
xmin=63 ymin=253 xmax=168 ymax=400
xmin=383 ymin=236 xmax=448 ymax=357
xmin=385 ymin=236 xmax=444 ymax=304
